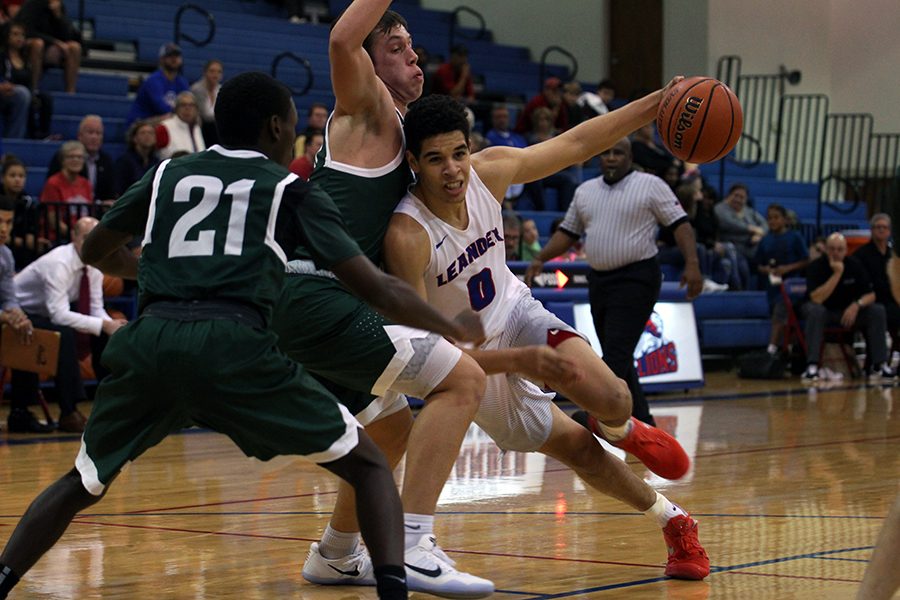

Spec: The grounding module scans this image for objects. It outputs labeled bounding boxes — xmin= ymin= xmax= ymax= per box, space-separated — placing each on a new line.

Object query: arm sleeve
xmin=88 ymin=267 xmax=112 ymax=322
xmin=144 ymin=76 xmax=175 ymax=116
xmin=276 ymin=181 xmax=362 ymax=270
xmin=0 ymin=251 xmax=19 ymax=311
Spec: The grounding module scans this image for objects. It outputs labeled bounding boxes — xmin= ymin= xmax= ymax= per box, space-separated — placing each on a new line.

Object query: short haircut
xmin=1 ymin=154 xmax=25 ymax=176
xmin=60 ymin=140 xmax=85 ymax=158
xmin=308 ymin=102 xmax=329 ymax=116
xmin=0 ymin=195 xmax=16 ymax=212
xmin=871 ymin=212 xmax=891 ymax=226
xmin=175 ymin=91 xmax=197 ymax=107
xmin=766 ymin=203 xmax=787 ymax=217
xmin=728 ymin=183 xmax=749 ymax=196
xmin=502 ymin=210 xmax=522 ymax=232
xmin=598 ymin=79 xmax=615 ymax=91
xmin=403 ymin=94 xmax=470 ymax=158
xmin=79 ymin=114 xmax=103 ymax=131
xmin=362 ymin=10 xmax=408 ymax=57
xmin=215 ymin=71 xmax=294 ymax=147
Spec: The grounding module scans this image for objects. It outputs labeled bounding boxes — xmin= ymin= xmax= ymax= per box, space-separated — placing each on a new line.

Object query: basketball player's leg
xmin=324 ymin=404 xmax=413 ymax=544
xmin=0 ymin=468 xmax=106 ymax=597
xmin=512 ymin=296 xmax=689 ymax=480
xmin=537 ymin=403 xmax=709 ymax=580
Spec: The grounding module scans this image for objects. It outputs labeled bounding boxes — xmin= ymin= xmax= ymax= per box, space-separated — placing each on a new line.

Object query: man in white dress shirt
xmin=11 ymin=217 xmax=127 ymax=432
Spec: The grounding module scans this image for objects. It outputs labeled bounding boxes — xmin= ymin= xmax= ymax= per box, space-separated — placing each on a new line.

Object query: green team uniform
xmin=76 ymin=145 xmax=365 ymax=495
xmin=271 ymin=117 xmax=416 ymax=410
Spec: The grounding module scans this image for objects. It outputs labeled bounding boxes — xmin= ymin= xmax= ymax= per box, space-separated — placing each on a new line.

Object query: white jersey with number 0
xmin=394 ymin=168 xmax=531 ymax=342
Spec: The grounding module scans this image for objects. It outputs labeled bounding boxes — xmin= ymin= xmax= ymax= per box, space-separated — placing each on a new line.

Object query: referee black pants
xmin=587 ymin=258 xmax=661 ymax=426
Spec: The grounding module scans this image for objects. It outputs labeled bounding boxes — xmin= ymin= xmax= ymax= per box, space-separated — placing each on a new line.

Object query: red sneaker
xmin=588 ymin=415 xmax=690 ymax=480
xmin=662 ymin=514 xmax=709 ymax=580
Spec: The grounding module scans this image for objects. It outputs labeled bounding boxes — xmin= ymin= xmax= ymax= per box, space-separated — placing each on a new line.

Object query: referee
xmin=525 ymin=137 xmax=703 ymax=425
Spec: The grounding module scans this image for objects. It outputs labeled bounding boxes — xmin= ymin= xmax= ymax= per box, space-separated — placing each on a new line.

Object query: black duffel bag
xmin=738 ymin=350 xmax=787 ymax=379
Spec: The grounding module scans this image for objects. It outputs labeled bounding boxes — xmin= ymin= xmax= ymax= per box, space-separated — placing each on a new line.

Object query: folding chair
xmin=779 ymin=279 xmax=861 ymax=378
xmin=0 ymin=325 xmax=61 ymax=427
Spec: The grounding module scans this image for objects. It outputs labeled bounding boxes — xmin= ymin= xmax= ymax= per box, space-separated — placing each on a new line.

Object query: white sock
xmin=404 ymin=513 xmax=434 ymax=550
xmin=597 ymin=418 xmax=633 ymax=442
xmin=767 ymin=343 xmax=779 ymax=354
xmin=319 ymin=524 xmax=360 ymax=559
xmin=644 ymin=492 xmax=688 ymax=528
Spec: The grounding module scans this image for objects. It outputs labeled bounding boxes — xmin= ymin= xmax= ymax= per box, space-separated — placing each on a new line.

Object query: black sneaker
xmin=7 ymin=408 xmax=55 ymax=433
xmin=801 ymin=365 xmax=820 ymax=383
xmin=868 ymin=364 xmax=898 ymax=382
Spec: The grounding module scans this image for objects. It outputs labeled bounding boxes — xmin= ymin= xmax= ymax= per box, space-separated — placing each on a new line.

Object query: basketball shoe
xmin=301 ymin=542 xmax=376 ymax=586
xmin=662 ymin=514 xmax=710 ymax=580
xmin=581 ymin=413 xmax=691 ymax=480
xmin=404 ymin=534 xmax=494 ymax=598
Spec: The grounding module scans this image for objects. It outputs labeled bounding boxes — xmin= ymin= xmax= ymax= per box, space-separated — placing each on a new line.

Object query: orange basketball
xmin=102 ymin=274 xmax=124 ymax=297
xmin=656 ymin=76 xmax=743 ymax=164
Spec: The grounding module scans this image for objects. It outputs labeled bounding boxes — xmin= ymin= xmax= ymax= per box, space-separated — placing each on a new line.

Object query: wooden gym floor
xmin=1 ymin=371 xmax=898 ymax=599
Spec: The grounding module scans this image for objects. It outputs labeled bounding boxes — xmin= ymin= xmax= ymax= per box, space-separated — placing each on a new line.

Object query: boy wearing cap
xmin=126 ymin=43 xmax=190 ymax=125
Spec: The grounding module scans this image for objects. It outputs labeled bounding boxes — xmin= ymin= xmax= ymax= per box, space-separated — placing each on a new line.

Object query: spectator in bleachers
xmin=11 ymin=216 xmax=126 ymax=433
xmin=288 ymin=127 xmax=322 ymax=180
xmin=578 ymin=79 xmax=616 ymax=119
xmin=15 ymin=0 xmax=81 ymax=93
xmin=515 ymin=76 xmax=567 ymax=135
xmin=431 ymin=44 xmax=475 ymax=105
xmin=520 ymin=106 xmax=577 ymax=212
xmin=0 ymin=194 xmax=44 ymax=432
xmin=520 ymin=218 xmax=542 ymax=262
xmin=155 ymin=91 xmax=205 ymax=159
xmin=1 ymin=154 xmax=44 ymax=267
xmin=502 ymin=209 xmax=522 ymax=261
xmin=294 ymin=101 xmax=328 ymax=158
xmin=562 ymin=81 xmax=584 ymax=129
xmin=413 ymin=44 xmax=433 ymax=95
xmin=3 ymin=21 xmax=51 ymax=138
xmin=485 ymin=103 xmax=527 ymax=207
xmin=113 ymin=119 xmax=158 ymax=197
xmin=854 ymin=213 xmax=900 ymax=359
xmin=754 ymin=203 xmax=809 ymax=355
xmin=693 ymin=183 xmax=745 ymax=289
xmin=1 ymin=0 xmax=24 ymax=21
xmin=631 ymin=123 xmax=680 ymax=180
xmin=126 ymin=42 xmax=189 ymax=125
xmin=0 ymin=49 xmax=29 ymax=138
xmin=715 ymin=183 xmax=767 ymax=266
xmin=41 ymin=139 xmax=91 ymax=240
xmin=190 ymin=58 xmax=222 ymax=146
xmin=801 ymin=232 xmax=895 ymax=383
xmin=47 ymin=114 xmax=115 ymax=202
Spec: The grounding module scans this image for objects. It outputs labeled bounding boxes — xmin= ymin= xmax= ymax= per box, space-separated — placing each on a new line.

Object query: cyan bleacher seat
xmin=725 ymin=178 xmax=818 ymax=199
xmin=25 ymin=167 xmax=47 ymax=197
xmin=42 ymin=71 xmax=130 ymax=96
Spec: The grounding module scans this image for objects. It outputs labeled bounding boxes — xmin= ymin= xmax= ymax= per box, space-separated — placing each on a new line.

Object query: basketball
xmin=656 ymin=76 xmax=743 ymax=164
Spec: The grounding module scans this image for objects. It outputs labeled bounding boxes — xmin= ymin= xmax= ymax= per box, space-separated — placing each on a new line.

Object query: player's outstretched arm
xmin=329 ymin=0 xmax=394 ymax=116
xmin=479 ymin=77 xmax=684 ymax=194
xmin=81 ymin=224 xmax=139 ymax=279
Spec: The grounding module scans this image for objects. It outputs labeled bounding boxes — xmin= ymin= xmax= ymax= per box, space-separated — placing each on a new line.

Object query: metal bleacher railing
xmin=717 ymin=55 xmax=900 ymax=237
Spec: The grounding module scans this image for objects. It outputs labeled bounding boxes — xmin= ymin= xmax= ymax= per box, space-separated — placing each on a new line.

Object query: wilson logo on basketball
xmin=672 ymin=96 xmax=704 ymax=150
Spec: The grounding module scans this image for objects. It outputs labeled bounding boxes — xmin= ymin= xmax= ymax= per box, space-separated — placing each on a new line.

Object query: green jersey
xmin=102 ymin=145 xmax=362 ymax=323
xmin=307 ymin=112 xmax=413 ymax=266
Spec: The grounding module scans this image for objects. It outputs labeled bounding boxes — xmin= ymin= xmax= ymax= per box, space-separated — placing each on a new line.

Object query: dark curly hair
xmin=215 ymin=72 xmax=293 ymax=147
xmin=362 ymin=10 xmax=408 ymax=58
xmin=403 ymin=94 xmax=470 ymax=158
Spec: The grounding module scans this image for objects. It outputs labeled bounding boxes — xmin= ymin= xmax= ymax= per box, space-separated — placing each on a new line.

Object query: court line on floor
xmin=2 ymin=517 xmax=872 ymax=596
xmin=54 ymin=509 xmax=886 ymax=521
xmin=496 ymin=544 xmax=872 ymax=598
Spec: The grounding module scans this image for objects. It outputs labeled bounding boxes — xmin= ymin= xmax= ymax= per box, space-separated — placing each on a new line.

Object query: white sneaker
xmin=701 ymin=279 xmax=729 ymax=294
xmin=301 ymin=542 xmax=376 ymax=586
xmin=405 ymin=534 xmax=494 ymax=598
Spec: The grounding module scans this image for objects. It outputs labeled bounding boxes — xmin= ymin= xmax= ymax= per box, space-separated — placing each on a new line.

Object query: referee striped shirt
xmin=559 ymin=171 xmax=686 ymax=271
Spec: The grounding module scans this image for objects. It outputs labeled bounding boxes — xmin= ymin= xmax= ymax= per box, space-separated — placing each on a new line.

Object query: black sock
xmin=374 ymin=564 xmax=407 ymax=600
xmin=0 ymin=564 xmax=21 ymax=599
